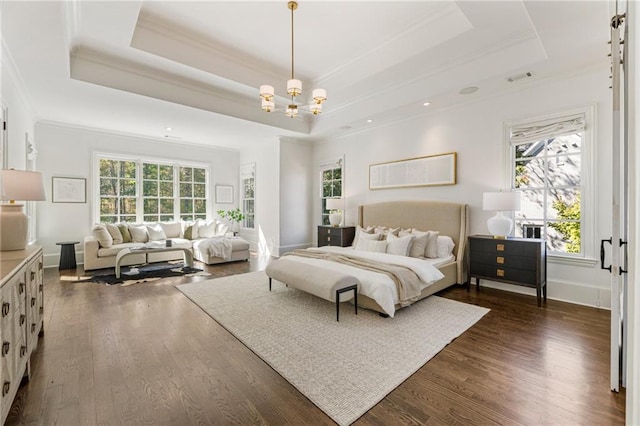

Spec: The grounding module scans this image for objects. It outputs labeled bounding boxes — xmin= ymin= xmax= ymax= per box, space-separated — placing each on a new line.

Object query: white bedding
xmin=285 ymin=246 xmax=448 ymax=317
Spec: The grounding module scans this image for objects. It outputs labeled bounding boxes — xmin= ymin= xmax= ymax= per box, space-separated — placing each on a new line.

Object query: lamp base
xmin=487 ymin=211 xmax=513 ymax=239
xmin=329 ymin=212 xmax=342 ymax=227
xmin=0 ymin=204 xmax=28 ymax=251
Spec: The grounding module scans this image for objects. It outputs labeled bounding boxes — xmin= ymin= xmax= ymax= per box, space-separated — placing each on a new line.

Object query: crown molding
xmin=0 ymin=38 xmax=37 ymax=120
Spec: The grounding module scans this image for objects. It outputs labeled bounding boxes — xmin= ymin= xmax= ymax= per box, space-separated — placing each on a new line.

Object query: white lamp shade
xmin=1 ymin=169 xmax=46 ymax=201
xmin=261 ymin=99 xmax=275 ymax=112
xmin=325 ymin=198 xmax=342 ymax=211
xmin=310 ymin=103 xmax=322 ymax=115
xmin=482 ymin=191 xmax=521 ymax=212
xmin=286 ymin=79 xmax=302 ymax=96
xmin=285 ymin=104 xmax=298 ymax=118
xmin=312 ymin=88 xmax=327 ymax=103
xmin=259 ymin=85 xmax=274 ymax=100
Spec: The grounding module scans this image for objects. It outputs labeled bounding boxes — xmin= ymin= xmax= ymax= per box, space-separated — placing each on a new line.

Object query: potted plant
xmin=217 ymin=208 xmax=245 ymax=236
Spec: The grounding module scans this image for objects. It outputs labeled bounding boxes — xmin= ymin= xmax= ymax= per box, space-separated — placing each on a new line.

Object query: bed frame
xmin=355 ymin=200 xmax=469 ymax=314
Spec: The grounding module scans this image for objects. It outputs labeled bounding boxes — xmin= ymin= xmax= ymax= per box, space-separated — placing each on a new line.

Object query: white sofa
xmin=83 ymin=220 xmax=250 ymax=271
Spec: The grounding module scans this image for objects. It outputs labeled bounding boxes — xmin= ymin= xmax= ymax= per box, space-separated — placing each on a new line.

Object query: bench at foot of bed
xmin=265 ymin=258 xmax=359 ymax=322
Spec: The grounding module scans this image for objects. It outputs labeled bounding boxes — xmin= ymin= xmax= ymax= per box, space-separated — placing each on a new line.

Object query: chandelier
xmin=259 ymin=1 xmax=327 ymax=118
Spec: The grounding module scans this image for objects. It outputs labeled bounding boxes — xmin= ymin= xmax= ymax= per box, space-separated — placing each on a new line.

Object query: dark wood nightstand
xmin=468 ymin=235 xmax=547 ymax=306
xmin=317 ymin=226 xmax=356 ymax=247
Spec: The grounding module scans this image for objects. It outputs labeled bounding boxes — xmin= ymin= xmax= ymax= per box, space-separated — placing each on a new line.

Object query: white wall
xmin=279 ymin=138 xmax=313 ymax=254
xmin=35 ymin=122 xmax=239 ymax=267
xmin=312 ymin=67 xmax=613 ymax=308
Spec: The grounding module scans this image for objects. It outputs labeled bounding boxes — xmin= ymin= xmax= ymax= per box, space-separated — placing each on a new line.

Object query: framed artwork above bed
xmin=369 ymin=152 xmax=456 ymax=190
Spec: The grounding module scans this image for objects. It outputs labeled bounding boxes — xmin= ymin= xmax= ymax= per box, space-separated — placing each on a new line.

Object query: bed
xmin=271 ymin=200 xmax=469 ymax=316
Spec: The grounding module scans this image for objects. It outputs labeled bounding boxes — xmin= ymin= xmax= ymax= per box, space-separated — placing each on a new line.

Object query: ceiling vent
xmin=506 ymin=71 xmax=533 ymax=82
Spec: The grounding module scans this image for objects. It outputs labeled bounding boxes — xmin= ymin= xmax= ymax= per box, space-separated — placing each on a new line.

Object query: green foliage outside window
xmin=549 ymin=194 xmax=581 ymax=253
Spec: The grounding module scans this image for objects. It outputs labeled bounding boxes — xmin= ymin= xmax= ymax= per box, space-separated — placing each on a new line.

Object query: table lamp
xmin=325 ymin=198 xmax=343 ymax=227
xmin=482 ymin=191 xmax=521 ymax=238
xmin=1 ymin=169 xmax=46 ymax=251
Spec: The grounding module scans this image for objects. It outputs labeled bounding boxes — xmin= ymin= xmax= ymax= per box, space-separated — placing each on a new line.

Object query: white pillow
xmin=215 ymin=222 xmax=229 ymax=236
xmin=105 ymin=223 xmax=123 ymax=245
xmin=355 ymin=239 xmax=387 ymax=253
xmin=92 ymin=224 xmax=113 ymax=248
xmin=425 ymin=230 xmax=440 ymax=258
xmin=129 ymin=225 xmax=149 ymax=243
xmin=146 ymin=224 xmax=167 ymax=241
xmin=399 ymin=229 xmax=429 ymax=258
xmin=198 ymin=220 xmax=217 ymax=238
xmin=159 ymin=221 xmax=182 ymax=238
xmin=386 ymin=234 xmax=414 ymax=256
xmin=437 ymin=236 xmax=456 ymax=258
xmin=351 ymin=225 xmax=375 ymax=247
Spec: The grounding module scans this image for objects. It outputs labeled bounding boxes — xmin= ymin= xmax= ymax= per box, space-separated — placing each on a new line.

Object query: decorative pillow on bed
xmin=425 ymin=230 xmax=440 ymax=258
xmin=386 ymin=234 xmax=415 ymax=256
xmin=146 ymin=224 xmax=167 ymax=241
xmin=351 ymin=225 xmax=375 ymax=247
xmin=399 ymin=229 xmax=430 ymax=258
xmin=373 ymin=226 xmax=400 ymax=239
xmin=92 ymin=224 xmax=113 ymax=248
xmin=355 ymin=238 xmax=387 ymax=253
xmin=437 ymin=235 xmax=456 ymax=258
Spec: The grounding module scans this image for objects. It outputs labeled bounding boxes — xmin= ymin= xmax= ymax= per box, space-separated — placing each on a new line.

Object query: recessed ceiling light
xmin=367 ymin=119 xmax=373 ymax=123
xmin=423 ymin=101 xmax=431 ymax=106
xmin=459 ymin=86 xmax=479 ymax=95
xmin=165 ymin=127 xmax=173 ymax=131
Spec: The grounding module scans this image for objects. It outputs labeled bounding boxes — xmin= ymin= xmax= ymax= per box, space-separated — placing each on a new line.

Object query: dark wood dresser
xmin=468 ymin=235 xmax=547 ymax=306
xmin=317 ymin=226 xmax=356 ymax=247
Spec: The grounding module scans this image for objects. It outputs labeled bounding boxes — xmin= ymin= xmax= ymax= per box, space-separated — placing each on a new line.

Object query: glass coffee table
xmin=114 ymin=246 xmax=194 ymax=278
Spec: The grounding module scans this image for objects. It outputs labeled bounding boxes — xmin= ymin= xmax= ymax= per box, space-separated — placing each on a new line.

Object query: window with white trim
xmin=508 ymin=110 xmax=593 ymax=257
xmin=320 ymin=159 xmax=343 ymax=226
xmin=96 ymin=155 xmax=208 ymax=223
xmin=240 ymin=163 xmax=255 ymax=229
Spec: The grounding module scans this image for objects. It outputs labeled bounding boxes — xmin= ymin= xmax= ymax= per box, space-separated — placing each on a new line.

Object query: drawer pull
xmin=327 ymin=237 xmax=331 ymax=242
xmin=1 ymin=302 xmax=9 ymax=317
xmin=2 ymin=381 xmax=10 ymax=397
xmin=39 ymin=307 xmax=43 ymax=315
xmin=496 ymin=244 xmax=505 ymax=252
xmin=20 ymin=345 xmax=27 ymax=357
xmin=39 ymin=261 xmax=43 ymax=270
xmin=31 ymin=323 xmax=36 ymax=333
xmin=19 ymin=282 xmax=25 ymax=294
xmin=39 ymin=284 xmax=43 ymax=292
xmin=496 ymin=256 xmax=505 ymax=264
xmin=31 ymin=297 xmax=36 ymax=307
xmin=496 ymin=269 xmax=505 ymax=277
xmin=20 ymin=314 xmax=25 ymax=326
xmin=31 ymin=271 xmax=36 ymax=281
xmin=2 ymin=341 xmax=10 ymax=356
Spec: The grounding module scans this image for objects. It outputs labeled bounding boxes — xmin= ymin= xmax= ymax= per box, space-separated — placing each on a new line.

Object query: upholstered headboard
xmin=358 ymin=201 xmax=469 ymax=283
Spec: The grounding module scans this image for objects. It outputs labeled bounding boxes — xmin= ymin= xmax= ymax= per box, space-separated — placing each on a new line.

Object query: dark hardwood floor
xmin=7 ymin=254 xmax=625 ymax=425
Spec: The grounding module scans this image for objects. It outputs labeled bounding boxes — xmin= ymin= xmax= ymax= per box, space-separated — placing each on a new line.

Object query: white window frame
xmin=503 ymin=105 xmax=596 ymax=263
xmin=93 ymin=152 xmax=210 ymax=223
xmin=240 ymin=162 xmax=256 ymax=229
xmin=319 ymin=157 xmax=344 ymax=226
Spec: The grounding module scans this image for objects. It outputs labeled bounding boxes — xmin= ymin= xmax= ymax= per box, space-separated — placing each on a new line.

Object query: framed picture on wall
xmin=215 ymin=185 xmax=234 ymax=204
xmin=52 ymin=177 xmax=86 ymax=203
xmin=369 ymin=152 xmax=457 ymax=190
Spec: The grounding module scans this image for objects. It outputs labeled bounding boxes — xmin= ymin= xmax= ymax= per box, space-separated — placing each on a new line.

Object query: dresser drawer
xmin=470 ymin=238 xmax=540 ymax=257
xmin=471 ymin=251 xmax=539 ymax=271
xmin=317 ymin=226 xmax=355 ymax=247
xmin=469 ymin=263 xmax=538 ymax=286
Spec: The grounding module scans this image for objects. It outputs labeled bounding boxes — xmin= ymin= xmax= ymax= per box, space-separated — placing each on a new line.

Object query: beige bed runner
xmin=285 ymin=249 xmax=423 ymax=306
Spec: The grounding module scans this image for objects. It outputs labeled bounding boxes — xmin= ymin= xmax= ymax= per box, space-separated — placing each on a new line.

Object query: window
xmin=320 ymin=159 xmax=343 ymax=226
xmin=508 ymin=111 xmax=592 ymax=257
xmin=96 ymin=155 xmax=208 ymax=223
xmin=240 ymin=163 xmax=255 ymax=229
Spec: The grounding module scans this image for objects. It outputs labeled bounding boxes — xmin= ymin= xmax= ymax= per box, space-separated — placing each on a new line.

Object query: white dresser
xmin=0 ymin=245 xmax=44 ymax=423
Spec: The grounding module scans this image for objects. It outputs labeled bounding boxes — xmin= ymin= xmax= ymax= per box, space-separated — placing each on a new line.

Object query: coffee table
xmin=115 ymin=246 xmax=194 ymax=279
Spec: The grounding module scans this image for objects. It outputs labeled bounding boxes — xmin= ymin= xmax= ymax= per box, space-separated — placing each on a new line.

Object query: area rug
xmin=176 ymin=271 xmax=489 ymax=425
xmin=81 ymin=262 xmax=209 ymax=285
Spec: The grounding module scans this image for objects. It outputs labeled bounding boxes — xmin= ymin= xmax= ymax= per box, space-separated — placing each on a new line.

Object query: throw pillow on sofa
xmin=184 ymin=225 xmax=194 ymax=240
xmin=146 ymin=224 xmax=167 ymax=241
xmin=129 ymin=225 xmax=149 ymax=243
xmin=198 ymin=220 xmax=217 ymax=238
xmin=117 ymin=224 xmax=132 ymax=243
xmin=215 ymin=222 xmax=229 ymax=237
xmin=92 ymin=224 xmax=113 ymax=248
xmin=159 ymin=221 xmax=182 ymax=238
xmin=106 ymin=223 xmax=123 ymax=245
